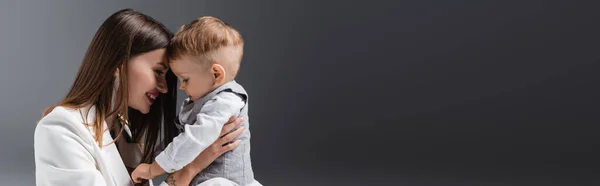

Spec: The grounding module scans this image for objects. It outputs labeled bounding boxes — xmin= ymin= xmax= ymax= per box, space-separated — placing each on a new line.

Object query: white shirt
xmin=155 ymin=92 xmax=245 ymax=173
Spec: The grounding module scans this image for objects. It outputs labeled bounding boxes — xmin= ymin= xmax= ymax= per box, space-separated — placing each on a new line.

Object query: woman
xmin=34 ymin=9 xmax=243 ymax=186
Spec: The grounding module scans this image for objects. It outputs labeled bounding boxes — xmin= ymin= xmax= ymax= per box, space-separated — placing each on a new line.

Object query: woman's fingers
xmin=226 ymin=116 xmax=237 ymax=124
xmin=225 ymin=116 xmax=242 ymax=126
xmin=220 ymin=117 xmax=243 ymax=138
xmin=219 ymin=126 xmax=244 ymax=145
xmin=221 ymin=140 xmax=241 ymax=154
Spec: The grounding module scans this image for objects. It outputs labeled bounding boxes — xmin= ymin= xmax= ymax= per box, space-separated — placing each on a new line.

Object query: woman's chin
xmin=131 ymin=104 xmax=150 ymax=114
xmin=139 ymin=107 xmax=150 ymax=114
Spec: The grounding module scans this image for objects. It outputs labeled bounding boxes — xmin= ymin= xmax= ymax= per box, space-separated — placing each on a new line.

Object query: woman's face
xmin=127 ymin=48 xmax=168 ymax=114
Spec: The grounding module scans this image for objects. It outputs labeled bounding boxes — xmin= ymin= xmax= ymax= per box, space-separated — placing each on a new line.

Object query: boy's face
xmin=169 ymin=55 xmax=215 ymax=101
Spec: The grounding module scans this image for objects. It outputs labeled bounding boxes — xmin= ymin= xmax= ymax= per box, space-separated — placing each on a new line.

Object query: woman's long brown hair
xmin=41 ymin=8 xmax=178 ymax=164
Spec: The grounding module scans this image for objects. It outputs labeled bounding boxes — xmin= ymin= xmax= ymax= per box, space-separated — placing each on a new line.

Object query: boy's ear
xmin=211 ymin=64 xmax=226 ymax=84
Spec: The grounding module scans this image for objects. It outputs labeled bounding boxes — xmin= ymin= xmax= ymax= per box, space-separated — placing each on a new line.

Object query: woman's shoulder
xmin=37 ymin=106 xmax=82 ymax=128
xmin=35 ymin=106 xmax=94 ymax=144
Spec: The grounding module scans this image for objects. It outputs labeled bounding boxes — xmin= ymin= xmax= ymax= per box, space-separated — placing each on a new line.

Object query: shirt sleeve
xmin=155 ymin=92 xmax=245 ymax=173
xmin=34 ymin=115 xmax=108 ymax=186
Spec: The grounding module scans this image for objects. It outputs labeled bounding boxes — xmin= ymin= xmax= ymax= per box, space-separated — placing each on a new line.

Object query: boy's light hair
xmin=167 ymin=16 xmax=244 ymax=79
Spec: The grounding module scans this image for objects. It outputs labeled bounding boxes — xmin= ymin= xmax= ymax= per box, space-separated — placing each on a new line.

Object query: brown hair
xmin=41 ymin=8 xmax=179 ymax=164
xmin=167 ymin=16 xmax=244 ymax=78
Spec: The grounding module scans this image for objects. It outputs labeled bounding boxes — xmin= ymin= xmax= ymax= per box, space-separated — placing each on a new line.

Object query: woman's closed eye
xmin=154 ymin=69 xmax=164 ymax=76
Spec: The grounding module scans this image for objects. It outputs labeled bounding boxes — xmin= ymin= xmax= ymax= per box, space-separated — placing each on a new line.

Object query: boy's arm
xmin=154 ymin=92 xmax=245 ymax=174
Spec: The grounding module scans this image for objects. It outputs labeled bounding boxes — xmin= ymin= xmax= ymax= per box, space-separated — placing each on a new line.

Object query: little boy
xmin=131 ymin=16 xmax=259 ymax=186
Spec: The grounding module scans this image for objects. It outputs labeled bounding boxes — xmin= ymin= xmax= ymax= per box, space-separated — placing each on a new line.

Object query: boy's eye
xmin=183 ymin=78 xmax=189 ymax=83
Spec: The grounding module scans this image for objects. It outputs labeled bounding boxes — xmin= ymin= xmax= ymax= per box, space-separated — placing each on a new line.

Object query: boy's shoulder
xmin=211 ymin=90 xmax=246 ymax=106
xmin=218 ymin=80 xmax=247 ymax=94
xmin=213 ymin=80 xmax=248 ymax=101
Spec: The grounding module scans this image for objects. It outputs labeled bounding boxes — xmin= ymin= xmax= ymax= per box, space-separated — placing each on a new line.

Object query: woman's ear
xmin=211 ymin=64 xmax=226 ymax=84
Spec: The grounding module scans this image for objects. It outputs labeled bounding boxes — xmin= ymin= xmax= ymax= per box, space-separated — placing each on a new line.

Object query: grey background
xmin=1 ymin=0 xmax=600 ymax=185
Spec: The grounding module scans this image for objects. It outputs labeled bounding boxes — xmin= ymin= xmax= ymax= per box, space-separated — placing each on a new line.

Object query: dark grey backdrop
xmin=1 ymin=0 xmax=599 ymax=185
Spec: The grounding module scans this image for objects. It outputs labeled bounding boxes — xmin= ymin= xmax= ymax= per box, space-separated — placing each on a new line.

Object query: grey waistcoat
xmin=176 ymin=80 xmax=255 ymax=185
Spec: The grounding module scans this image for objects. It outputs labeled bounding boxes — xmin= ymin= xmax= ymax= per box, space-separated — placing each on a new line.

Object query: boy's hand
xmin=131 ymin=163 xmax=152 ymax=183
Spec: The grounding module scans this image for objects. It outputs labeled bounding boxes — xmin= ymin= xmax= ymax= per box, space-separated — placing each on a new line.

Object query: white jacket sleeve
xmin=34 ymin=116 xmax=107 ymax=186
xmin=155 ymin=92 xmax=245 ymax=173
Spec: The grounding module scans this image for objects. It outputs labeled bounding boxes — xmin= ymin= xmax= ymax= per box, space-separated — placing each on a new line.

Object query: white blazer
xmin=34 ymin=106 xmax=135 ymax=186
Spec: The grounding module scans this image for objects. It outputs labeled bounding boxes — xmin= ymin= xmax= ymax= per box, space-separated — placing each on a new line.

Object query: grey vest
xmin=175 ymin=80 xmax=255 ymax=186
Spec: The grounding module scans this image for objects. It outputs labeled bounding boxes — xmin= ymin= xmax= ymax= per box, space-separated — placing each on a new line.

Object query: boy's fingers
xmin=131 ymin=172 xmax=142 ymax=183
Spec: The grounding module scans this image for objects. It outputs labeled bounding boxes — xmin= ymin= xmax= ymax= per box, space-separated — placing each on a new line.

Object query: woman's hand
xmin=165 ymin=116 xmax=244 ymax=186
xmin=189 ymin=116 xmax=244 ymax=171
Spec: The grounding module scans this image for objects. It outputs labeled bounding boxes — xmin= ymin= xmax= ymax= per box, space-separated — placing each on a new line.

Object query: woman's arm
xmin=160 ymin=116 xmax=245 ymax=186
xmin=34 ymin=116 xmax=108 ymax=186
